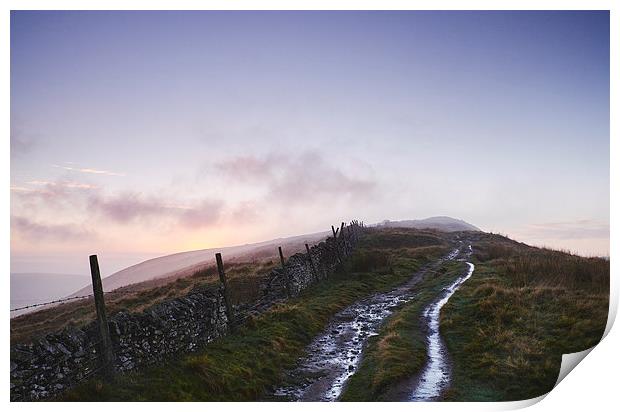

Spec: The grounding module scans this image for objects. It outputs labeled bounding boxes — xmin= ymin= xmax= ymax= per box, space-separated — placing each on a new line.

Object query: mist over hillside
xmin=69 ymin=230 xmax=331 ymax=297
xmin=40 ymin=217 xmax=476 ymax=298
xmin=67 ymin=217 xmax=478 ymax=297
xmin=377 ymin=216 xmax=481 ymax=232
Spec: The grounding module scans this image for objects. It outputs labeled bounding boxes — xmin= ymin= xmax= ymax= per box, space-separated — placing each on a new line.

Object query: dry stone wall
xmin=10 ymin=222 xmax=363 ymax=401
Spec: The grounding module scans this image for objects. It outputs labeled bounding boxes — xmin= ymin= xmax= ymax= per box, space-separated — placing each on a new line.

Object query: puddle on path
xmin=272 ymin=247 xmax=461 ymax=401
xmin=409 ymin=247 xmax=475 ymax=401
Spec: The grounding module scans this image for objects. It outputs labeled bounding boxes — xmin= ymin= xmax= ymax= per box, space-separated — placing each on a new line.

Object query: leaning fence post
xmin=305 ymin=243 xmax=318 ymax=281
xmin=334 ymin=242 xmax=342 ymax=264
xmin=89 ymin=254 xmax=115 ymax=378
xmin=340 ymin=222 xmax=348 ymax=256
xmin=278 ymin=246 xmax=293 ymax=297
xmin=216 ymin=253 xmax=235 ymax=331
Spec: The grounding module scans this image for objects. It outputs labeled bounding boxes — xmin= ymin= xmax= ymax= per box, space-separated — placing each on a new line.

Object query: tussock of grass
xmin=441 ymin=237 xmax=609 ymax=401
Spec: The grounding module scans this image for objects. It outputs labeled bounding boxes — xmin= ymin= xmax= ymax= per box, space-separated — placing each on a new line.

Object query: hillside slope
xmin=378 ymin=216 xmax=481 ymax=232
xmin=70 ymin=230 xmax=330 ymax=296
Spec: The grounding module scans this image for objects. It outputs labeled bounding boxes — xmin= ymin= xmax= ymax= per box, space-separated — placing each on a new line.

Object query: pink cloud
xmin=230 ymin=201 xmax=261 ymax=223
xmin=177 ymin=199 xmax=223 ymax=228
xmin=217 ymin=153 xmax=281 ymax=181
xmin=88 ymin=192 xmax=169 ymax=222
xmin=11 ymin=215 xmax=93 ymax=242
xmin=88 ymin=192 xmax=223 ymax=227
xmin=217 ymin=151 xmax=376 ymax=203
xmin=52 ymin=164 xmax=125 ymax=176
xmin=11 ymin=179 xmax=96 ymax=209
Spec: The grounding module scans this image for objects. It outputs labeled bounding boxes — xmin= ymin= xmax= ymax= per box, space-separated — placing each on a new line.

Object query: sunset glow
xmin=10 ymin=11 xmax=609 ymax=277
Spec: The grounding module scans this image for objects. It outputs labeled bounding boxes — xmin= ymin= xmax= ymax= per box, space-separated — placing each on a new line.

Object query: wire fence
xmin=10 ymin=290 xmax=137 ymax=313
xmin=10 ymin=272 xmax=278 ymax=314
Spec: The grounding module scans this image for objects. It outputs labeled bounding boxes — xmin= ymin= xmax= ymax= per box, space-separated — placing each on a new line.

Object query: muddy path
xmin=408 ymin=249 xmax=475 ymax=401
xmin=271 ymin=246 xmax=462 ymax=401
xmin=386 ymin=245 xmax=475 ymax=401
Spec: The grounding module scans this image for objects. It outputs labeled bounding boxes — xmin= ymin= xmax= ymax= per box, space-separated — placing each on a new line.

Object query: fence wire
xmin=10 ymin=290 xmax=137 ymax=313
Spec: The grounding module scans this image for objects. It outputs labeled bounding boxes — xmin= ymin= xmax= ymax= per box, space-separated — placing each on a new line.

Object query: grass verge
xmin=441 ymin=240 xmax=609 ymax=401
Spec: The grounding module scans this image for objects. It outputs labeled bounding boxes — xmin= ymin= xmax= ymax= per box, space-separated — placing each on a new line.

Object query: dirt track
xmin=408 ymin=251 xmax=475 ymax=401
xmin=272 ymin=246 xmax=465 ymax=401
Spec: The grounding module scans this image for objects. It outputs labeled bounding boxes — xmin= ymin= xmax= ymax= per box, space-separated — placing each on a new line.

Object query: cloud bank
xmin=11 ymin=216 xmax=93 ymax=242
xmin=218 ymin=151 xmax=376 ymax=203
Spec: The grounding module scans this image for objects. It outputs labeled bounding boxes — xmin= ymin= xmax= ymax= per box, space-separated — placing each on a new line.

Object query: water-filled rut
xmin=409 ymin=251 xmax=475 ymax=401
xmin=273 ymin=248 xmax=461 ymax=401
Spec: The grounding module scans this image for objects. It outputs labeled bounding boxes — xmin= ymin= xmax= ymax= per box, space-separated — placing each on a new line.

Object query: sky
xmin=10 ymin=11 xmax=610 ymax=276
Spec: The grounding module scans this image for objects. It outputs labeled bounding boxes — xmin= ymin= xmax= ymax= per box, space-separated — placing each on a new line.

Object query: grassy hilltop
xmin=11 ymin=228 xmax=608 ymax=402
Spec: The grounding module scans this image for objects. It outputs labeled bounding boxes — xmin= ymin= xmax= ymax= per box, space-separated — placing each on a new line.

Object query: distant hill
xmin=377 ymin=216 xmax=481 ymax=232
xmin=69 ymin=230 xmax=331 ymax=296
xmin=11 ymin=273 xmax=91 ymax=317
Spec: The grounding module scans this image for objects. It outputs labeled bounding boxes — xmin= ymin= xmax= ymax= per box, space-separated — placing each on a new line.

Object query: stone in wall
xmin=10 ymin=288 xmax=228 ymax=401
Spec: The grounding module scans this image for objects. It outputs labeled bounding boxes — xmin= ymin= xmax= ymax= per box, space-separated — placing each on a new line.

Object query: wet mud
xmin=409 ymin=250 xmax=474 ymax=401
xmin=272 ymin=247 xmax=461 ymax=401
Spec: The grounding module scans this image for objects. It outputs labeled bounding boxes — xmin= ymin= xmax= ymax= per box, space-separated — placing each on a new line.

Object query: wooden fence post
xmin=305 ymin=243 xmax=318 ymax=281
xmin=278 ymin=246 xmax=293 ymax=297
xmin=340 ymin=222 xmax=347 ymax=256
xmin=278 ymin=246 xmax=286 ymax=268
xmin=332 ymin=224 xmax=342 ymax=264
xmin=89 ymin=255 xmax=115 ymax=378
xmin=216 ymin=253 xmax=235 ymax=331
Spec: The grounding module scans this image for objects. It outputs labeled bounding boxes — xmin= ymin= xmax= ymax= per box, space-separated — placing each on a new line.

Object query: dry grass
xmin=502 ymin=249 xmax=609 ymax=293
xmin=442 ymin=235 xmax=609 ymax=401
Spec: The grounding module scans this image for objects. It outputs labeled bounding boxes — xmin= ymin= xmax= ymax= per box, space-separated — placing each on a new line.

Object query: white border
xmin=3 ymin=1 xmax=617 ymax=411
xmin=2 ymin=0 xmax=618 ymax=11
